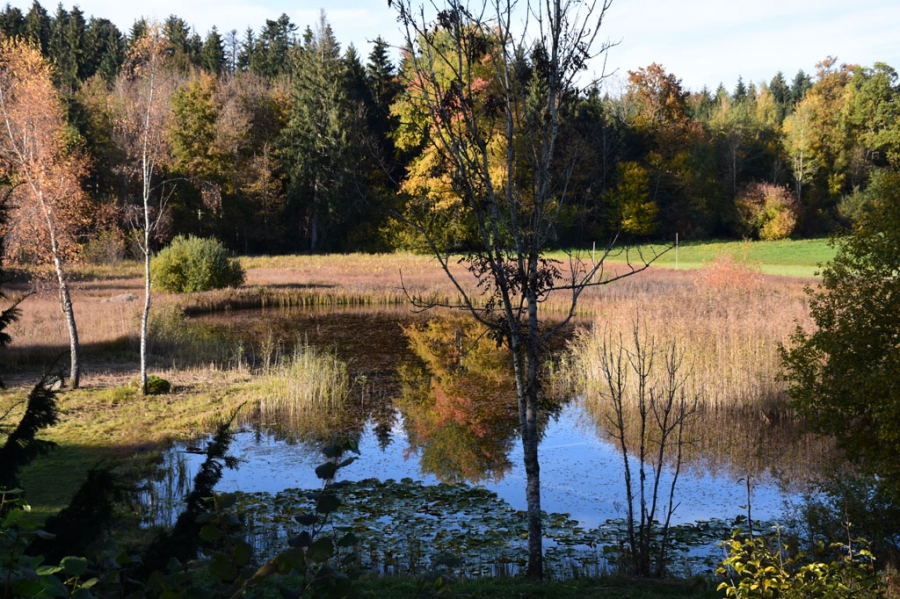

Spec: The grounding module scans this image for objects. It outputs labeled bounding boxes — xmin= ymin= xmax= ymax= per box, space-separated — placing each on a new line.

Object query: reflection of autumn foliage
xmin=398 ymin=316 xmax=519 ymax=484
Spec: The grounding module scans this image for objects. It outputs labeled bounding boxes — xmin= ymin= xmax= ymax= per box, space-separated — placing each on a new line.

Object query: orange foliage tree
xmin=0 ymin=36 xmax=89 ymax=387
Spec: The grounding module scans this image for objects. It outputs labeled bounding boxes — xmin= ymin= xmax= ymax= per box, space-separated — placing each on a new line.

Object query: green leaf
xmin=61 ymin=556 xmax=88 ymax=577
xmin=315 ymin=462 xmax=337 ymax=480
xmin=199 ymin=524 xmax=225 ymax=542
xmin=337 ymin=457 xmax=357 ymax=469
xmin=39 ymin=574 xmax=69 ymax=597
xmin=307 ymin=537 xmax=334 ymax=563
xmin=216 ymin=493 xmax=238 ymax=510
xmin=337 ymin=531 xmax=359 ymax=548
xmin=11 ymin=579 xmax=44 ymax=597
xmin=295 ymin=514 xmax=318 ymax=526
xmin=322 ymin=445 xmax=342 ymax=459
xmin=316 ymin=493 xmax=341 ymax=515
xmin=71 ymin=588 xmax=97 ymax=599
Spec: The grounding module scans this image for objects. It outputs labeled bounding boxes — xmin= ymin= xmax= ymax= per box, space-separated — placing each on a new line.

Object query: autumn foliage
xmin=0 ymin=36 xmax=89 ymax=265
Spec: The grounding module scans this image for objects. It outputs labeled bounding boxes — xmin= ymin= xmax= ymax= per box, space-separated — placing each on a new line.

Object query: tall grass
xmin=251 ymin=340 xmax=351 ymax=438
xmin=560 ymin=254 xmax=828 ymax=484
xmin=564 ymin=254 xmax=811 ymax=412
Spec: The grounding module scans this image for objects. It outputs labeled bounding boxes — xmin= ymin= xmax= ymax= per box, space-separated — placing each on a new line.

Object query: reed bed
xmin=257 ymin=340 xmax=349 ymax=412
xmin=559 ymin=256 xmax=827 ymax=485
xmin=564 ymin=256 xmax=812 ymax=412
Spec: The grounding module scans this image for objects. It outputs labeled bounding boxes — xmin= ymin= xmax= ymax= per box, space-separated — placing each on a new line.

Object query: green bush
xmin=150 ymin=235 xmax=245 ymax=293
xmin=717 ymin=528 xmax=885 ymax=598
xmin=144 ymin=375 xmax=171 ymax=395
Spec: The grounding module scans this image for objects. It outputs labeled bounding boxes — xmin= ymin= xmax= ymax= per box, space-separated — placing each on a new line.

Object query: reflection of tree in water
xmin=583 ymin=395 xmax=838 ymax=490
xmin=398 ymin=316 xmax=520 ymax=484
xmin=398 ymin=316 xmax=564 ymax=484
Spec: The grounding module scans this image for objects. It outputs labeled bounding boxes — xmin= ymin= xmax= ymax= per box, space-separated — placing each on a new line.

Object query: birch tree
xmin=0 ymin=36 xmax=88 ymax=387
xmin=392 ymin=0 xmax=663 ymax=580
xmin=113 ymin=25 xmax=174 ymax=394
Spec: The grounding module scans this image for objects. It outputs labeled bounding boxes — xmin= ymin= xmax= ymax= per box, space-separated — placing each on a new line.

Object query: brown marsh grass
xmin=5 ymin=252 xmax=812 ymax=406
xmin=561 ymin=255 xmax=825 ymax=485
xmin=565 ymin=256 xmax=812 ymax=411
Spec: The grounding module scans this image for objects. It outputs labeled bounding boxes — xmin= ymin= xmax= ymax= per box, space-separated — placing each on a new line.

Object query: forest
xmin=0 ymin=1 xmax=898 ymax=260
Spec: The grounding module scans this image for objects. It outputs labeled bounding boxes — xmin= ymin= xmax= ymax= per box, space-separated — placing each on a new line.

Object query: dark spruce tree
xmin=201 ymin=26 xmax=226 ymax=74
xmin=280 ymin=13 xmax=362 ymax=251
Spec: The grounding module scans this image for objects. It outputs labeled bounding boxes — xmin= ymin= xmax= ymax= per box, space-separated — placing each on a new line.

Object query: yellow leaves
xmin=612 ymin=162 xmax=658 ymax=236
xmin=0 ymin=35 xmax=90 ymax=266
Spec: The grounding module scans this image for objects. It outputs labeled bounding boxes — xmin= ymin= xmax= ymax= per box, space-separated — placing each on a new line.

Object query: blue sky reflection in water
xmin=178 ymin=402 xmax=789 ymax=529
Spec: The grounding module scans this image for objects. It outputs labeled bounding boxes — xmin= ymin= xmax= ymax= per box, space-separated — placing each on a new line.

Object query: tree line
xmin=0 ymin=1 xmax=899 ymax=261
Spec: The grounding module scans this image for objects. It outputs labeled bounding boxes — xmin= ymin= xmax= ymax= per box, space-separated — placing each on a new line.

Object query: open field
xmin=567 ymin=237 xmax=837 ymax=278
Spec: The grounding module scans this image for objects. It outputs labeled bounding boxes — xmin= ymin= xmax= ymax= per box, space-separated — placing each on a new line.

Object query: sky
xmin=9 ymin=0 xmax=900 ymax=93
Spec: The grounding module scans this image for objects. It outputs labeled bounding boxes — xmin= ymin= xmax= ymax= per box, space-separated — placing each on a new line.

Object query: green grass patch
xmin=558 ymin=238 xmax=838 ymax=278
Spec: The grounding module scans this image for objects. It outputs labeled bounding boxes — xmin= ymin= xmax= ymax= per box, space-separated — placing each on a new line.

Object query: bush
xmin=736 ymin=182 xmax=800 ymax=240
xmin=144 ymin=375 xmax=171 ymax=395
xmin=82 ymin=229 xmax=125 ymax=265
xmin=717 ymin=528 xmax=885 ymax=598
xmin=150 ymin=235 xmax=245 ymax=293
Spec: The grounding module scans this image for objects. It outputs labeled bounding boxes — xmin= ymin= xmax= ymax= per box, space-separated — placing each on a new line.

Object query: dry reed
xmin=565 ymin=257 xmax=812 ymax=411
xmin=254 ymin=339 xmax=350 ymax=421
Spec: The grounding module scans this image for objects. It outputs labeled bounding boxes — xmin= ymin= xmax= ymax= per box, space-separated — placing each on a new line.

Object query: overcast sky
xmin=9 ymin=0 xmax=900 ymax=92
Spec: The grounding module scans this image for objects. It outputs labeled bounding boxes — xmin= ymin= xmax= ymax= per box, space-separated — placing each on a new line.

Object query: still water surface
xmin=175 ymin=306 xmax=813 ymax=528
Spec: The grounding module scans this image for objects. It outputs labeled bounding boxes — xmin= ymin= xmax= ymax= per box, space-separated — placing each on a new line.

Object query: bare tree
xmin=392 ymin=0 xmax=665 ymax=579
xmin=594 ymin=325 xmax=698 ymax=577
xmin=113 ymin=25 xmax=175 ymax=394
xmin=0 ymin=37 xmax=89 ymax=388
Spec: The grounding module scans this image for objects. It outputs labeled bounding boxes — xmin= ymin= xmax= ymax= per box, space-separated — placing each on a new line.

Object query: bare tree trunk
xmin=140 ymin=208 xmax=151 ymax=393
xmin=55 ymin=259 xmax=80 ymax=388
xmin=42 ymin=201 xmax=80 ymax=388
xmin=511 ymin=311 xmax=544 ymax=580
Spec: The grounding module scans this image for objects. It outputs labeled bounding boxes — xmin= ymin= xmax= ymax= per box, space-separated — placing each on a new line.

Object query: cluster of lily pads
xmin=229 ymin=477 xmax=747 ymax=579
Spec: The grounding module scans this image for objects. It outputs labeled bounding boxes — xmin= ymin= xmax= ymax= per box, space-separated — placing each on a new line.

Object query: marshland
xmin=4 ymin=239 xmax=871 ymax=596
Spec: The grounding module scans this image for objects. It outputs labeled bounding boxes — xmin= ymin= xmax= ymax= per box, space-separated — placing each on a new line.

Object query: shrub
xmin=717 ymin=528 xmax=885 ymax=598
xmin=736 ymin=182 xmax=800 ymax=240
xmin=150 ymin=235 xmax=244 ymax=293
xmin=82 ymin=229 xmax=125 ymax=265
xmin=144 ymin=375 xmax=171 ymax=395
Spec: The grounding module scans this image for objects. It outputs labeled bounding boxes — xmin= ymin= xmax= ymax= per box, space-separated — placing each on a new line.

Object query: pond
xmin=180 ymin=306 xmax=828 ymax=513
xmin=151 ymin=305 xmax=832 ymax=574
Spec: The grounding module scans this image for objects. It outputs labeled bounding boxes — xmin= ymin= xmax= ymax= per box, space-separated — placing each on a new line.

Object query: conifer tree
xmin=22 ymin=0 xmax=50 ymax=55
xmin=280 ymin=12 xmax=361 ymax=251
xmin=201 ymin=26 xmax=226 ymax=74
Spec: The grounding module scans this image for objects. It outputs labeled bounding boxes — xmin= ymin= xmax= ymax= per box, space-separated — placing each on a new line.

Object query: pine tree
xmin=254 ymin=14 xmax=296 ymax=78
xmin=791 ymin=69 xmax=812 ymax=105
xmin=237 ymin=27 xmax=255 ymax=73
xmin=22 ymin=0 xmax=50 ymax=55
xmin=0 ymin=4 xmax=24 ymax=38
xmin=49 ymin=4 xmax=86 ymax=91
xmin=84 ymin=17 xmax=124 ymax=84
xmin=201 ymin=26 xmax=225 ymax=74
xmin=280 ymin=13 xmax=360 ymax=251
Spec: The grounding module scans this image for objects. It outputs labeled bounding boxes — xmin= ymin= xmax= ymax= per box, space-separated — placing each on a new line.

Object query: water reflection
xmin=398 ymin=316 xmax=521 ymax=483
xmin=188 ymin=307 xmax=832 ymax=493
